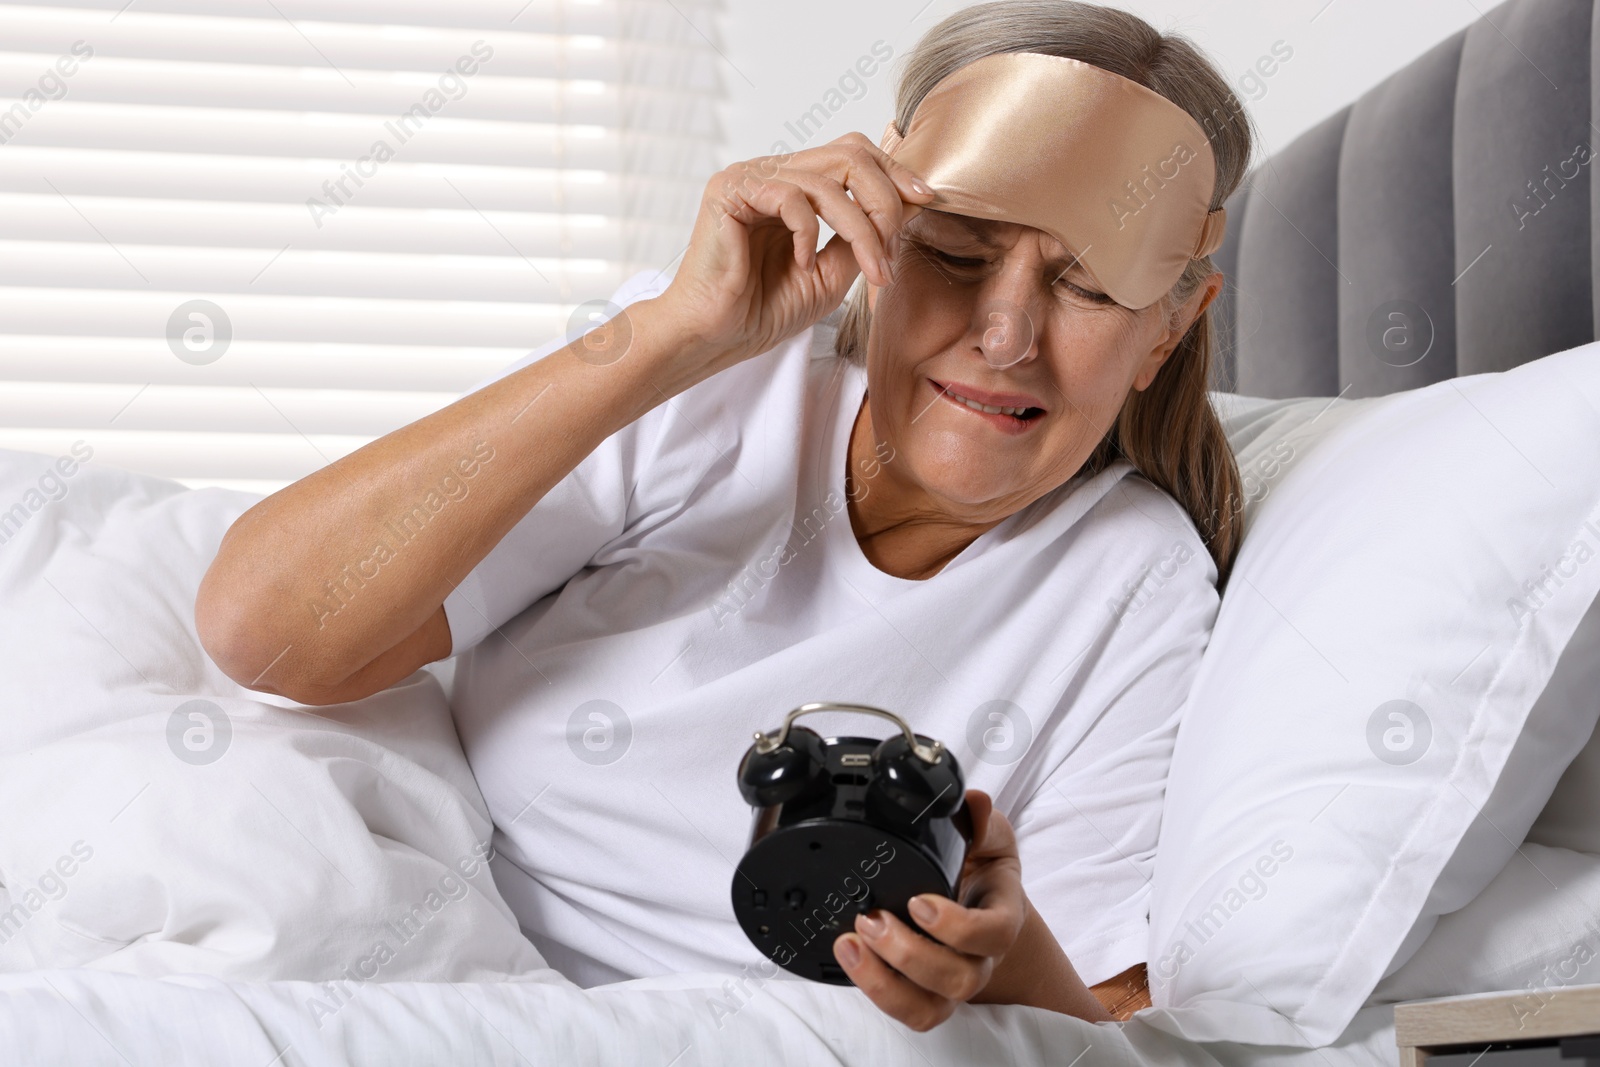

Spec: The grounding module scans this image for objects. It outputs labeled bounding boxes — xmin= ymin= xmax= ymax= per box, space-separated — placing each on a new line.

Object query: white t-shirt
xmin=443 ymin=269 xmax=1220 ymax=990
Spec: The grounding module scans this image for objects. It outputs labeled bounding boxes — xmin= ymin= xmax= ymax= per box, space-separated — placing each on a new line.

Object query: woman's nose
xmin=973 ymin=293 xmax=1040 ymax=369
xmin=966 ymin=251 xmax=1051 ymax=368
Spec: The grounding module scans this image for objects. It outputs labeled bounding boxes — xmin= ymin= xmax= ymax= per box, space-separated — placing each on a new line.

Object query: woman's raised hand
xmin=645 ymin=132 xmax=935 ymax=390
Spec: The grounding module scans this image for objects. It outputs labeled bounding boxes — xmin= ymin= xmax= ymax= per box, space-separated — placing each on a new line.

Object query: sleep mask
xmin=878 ymin=51 xmax=1227 ymax=310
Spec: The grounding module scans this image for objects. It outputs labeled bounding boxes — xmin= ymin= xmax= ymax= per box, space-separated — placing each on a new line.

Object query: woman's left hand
xmin=830 ymin=789 xmax=1027 ymax=1031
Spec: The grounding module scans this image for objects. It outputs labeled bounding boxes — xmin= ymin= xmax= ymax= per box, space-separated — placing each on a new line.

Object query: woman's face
xmin=862 ymin=208 xmax=1218 ymax=525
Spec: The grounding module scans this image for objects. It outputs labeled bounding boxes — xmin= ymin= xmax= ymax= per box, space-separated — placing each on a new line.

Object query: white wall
xmin=717 ymin=0 xmax=1482 ymax=171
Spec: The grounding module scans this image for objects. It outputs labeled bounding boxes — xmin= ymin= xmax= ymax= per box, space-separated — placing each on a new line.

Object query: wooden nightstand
xmin=1395 ymin=985 xmax=1600 ymax=1065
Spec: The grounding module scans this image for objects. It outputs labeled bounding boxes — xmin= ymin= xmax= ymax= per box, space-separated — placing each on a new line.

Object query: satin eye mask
xmin=878 ymin=51 xmax=1227 ymax=310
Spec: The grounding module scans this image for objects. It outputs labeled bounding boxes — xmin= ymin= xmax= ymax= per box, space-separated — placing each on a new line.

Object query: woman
xmin=197 ymin=0 xmax=1251 ymax=1033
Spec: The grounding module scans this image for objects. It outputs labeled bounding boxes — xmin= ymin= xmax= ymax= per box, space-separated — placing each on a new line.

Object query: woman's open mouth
xmin=927 ymin=378 xmax=1047 ymax=436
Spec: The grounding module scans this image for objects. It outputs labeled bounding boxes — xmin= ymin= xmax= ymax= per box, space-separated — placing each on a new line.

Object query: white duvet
xmin=0 ymin=442 xmax=1403 ymax=1064
xmin=0 ymin=967 xmax=1401 ymax=1066
xmin=0 ymin=445 xmax=543 ymax=986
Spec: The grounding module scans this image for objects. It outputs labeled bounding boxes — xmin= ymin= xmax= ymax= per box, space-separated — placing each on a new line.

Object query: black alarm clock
xmin=730 ymin=702 xmax=974 ymax=985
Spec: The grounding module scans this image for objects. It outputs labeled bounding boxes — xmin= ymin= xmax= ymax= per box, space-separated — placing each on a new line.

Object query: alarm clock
xmin=730 ymin=702 xmax=973 ymax=985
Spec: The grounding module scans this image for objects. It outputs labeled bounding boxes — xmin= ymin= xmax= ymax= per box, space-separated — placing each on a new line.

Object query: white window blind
xmin=0 ymin=0 xmax=723 ymax=493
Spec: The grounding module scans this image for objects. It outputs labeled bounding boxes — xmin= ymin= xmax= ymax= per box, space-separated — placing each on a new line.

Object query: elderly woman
xmin=197 ymin=0 xmax=1251 ymax=1033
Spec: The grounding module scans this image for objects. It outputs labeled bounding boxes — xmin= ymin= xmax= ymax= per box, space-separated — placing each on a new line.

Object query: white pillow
xmin=1525 ymin=598 xmax=1600 ymax=855
xmin=1381 ymin=587 xmax=1600 ymax=981
xmin=1227 ymin=386 xmax=1600 ymax=944
xmin=1144 ymin=342 xmax=1600 ymax=1046
xmin=1370 ymin=841 xmax=1600 ymax=1006
xmin=0 ymin=447 xmax=553 ymax=985
xmin=1376 ymin=593 xmax=1600 ymax=1005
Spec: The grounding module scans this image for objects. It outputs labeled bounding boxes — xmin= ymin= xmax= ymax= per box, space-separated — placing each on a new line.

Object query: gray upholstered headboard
xmin=1209 ymin=0 xmax=1596 ymax=398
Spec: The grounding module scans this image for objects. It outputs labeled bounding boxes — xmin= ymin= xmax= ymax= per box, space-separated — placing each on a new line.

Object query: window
xmin=0 ymin=0 xmax=723 ymax=492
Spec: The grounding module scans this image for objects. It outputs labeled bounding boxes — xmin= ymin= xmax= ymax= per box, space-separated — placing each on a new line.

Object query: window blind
xmin=0 ymin=0 xmax=723 ymax=493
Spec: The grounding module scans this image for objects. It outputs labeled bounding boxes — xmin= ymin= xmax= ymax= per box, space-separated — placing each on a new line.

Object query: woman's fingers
xmin=713 ymin=175 xmax=824 ymax=275
xmin=731 ymin=136 xmax=935 ymax=287
xmin=834 ymin=932 xmax=958 ymax=1033
xmin=831 ymin=793 xmax=1034 ymax=1031
xmin=805 ymin=140 xmax=907 ymax=259
xmin=835 ymin=131 xmax=937 ymax=239
xmin=852 ymin=129 xmax=938 ymax=201
xmin=779 ymin=169 xmax=900 ymax=285
xmin=905 ymin=884 xmax=1022 ymax=960
xmin=963 ymin=790 xmax=995 ymax=855
xmin=657 ymin=133 xmax=937 ymax=378
xmin=719 ymin=167 xmax=890 ymax=287
xmin=814 ymin=135 xmax=934 ymax=271
xmin=850 ymin=908 xmax=993 ymax=1002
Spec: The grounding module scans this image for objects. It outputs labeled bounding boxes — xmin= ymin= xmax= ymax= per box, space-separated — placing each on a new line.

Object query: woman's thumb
xmin=817 ymin=230 xmax=877 ymax=294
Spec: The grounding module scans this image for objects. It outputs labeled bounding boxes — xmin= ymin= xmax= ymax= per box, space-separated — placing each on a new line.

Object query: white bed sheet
xmin=0 ymin=967 xmax=1401 ymax=1067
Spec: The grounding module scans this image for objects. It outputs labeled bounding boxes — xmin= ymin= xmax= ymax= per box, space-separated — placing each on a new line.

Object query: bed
xmin=2 ymin=0 xmax=1599 ymax=1063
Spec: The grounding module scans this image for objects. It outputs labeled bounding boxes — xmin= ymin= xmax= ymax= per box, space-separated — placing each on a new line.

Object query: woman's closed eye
xmin=927 ymin=248 xmax=985 ymax=270
xmin=920 ymin=245 xmax=1114 ymax=304
xmin=1052 ymin=277 xmax=1114 ymax=304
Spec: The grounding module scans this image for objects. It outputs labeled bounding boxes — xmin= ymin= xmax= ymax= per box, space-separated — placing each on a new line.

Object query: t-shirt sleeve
xmin=441 ymin=268 xmax=673 ymax=658
xmin=1012 ymin=481 xmax=1221 ymax=989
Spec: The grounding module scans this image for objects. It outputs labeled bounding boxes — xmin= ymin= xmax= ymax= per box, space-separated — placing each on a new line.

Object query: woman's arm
xmin=831 ymin=791 xmax=1138 ymax=1030
xmin=978 ymin=903 xmax=1149 ymax=1019
xmin=198 ymin=135 xmax=932 ymax=707
xmin=971 ymin=895 xmax=1118 ymax=1021
xmin=1088 ymin=963 xmax=1153 ymax=1019
xmin=195 ymin=298 xmax=706 ymax=706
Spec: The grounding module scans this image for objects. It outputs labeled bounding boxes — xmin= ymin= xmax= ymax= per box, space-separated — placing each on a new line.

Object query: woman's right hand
xmin=643 ymin=132 xmax=937 ymax=390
